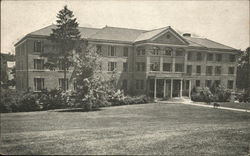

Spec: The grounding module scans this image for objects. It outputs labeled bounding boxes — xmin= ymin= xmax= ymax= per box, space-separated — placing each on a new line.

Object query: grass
xmin=1 ymin=103 xmax=250 ymax=155
xmin=217 ymin=102 xmax=250 ymax=110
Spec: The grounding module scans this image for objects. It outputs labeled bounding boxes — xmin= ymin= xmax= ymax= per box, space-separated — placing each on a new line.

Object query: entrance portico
xmin=148 ymin=77 xmax=191 ymax=99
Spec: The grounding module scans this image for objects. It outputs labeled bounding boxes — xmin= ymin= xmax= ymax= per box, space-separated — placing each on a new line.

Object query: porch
xmin=148 ymin=77 xmax=192 ymax=99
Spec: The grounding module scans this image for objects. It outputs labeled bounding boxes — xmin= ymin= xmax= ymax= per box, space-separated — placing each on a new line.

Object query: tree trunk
xmin=63 ymin=56 xmax=67 ymax=91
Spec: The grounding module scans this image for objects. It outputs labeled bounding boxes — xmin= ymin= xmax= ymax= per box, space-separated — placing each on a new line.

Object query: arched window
xmin=164 ymin=47 xmax=173 ymax=56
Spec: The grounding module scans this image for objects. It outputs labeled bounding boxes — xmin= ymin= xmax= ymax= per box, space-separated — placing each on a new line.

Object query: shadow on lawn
xmin=49 ymin=108 xmax=102 ymax=112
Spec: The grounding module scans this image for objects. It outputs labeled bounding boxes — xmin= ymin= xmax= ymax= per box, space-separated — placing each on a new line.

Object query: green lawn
xmin=1 ymin=103 xmax=250 ymax=155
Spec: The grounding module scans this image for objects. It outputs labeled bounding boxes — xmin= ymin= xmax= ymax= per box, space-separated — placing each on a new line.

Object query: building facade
xmin=15 ymin=25 xmax=239 ymax=98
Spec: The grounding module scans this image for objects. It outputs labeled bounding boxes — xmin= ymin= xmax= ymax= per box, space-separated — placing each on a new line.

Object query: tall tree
xmin=42 ymin=5 xmax=81 ymax=90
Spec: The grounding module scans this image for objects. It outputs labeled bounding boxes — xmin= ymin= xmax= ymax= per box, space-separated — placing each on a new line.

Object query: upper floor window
xmin=34 ymin=41 xmax=43 ymax=53
xmin=163 ymin=63 xmax=172 ymax=72
xmin=228 ymin=67 xmax=234 ymax=75
xmin=123 ymin=47 xmax=128 ymax=57
xmin=186 ymin=65 xmax=192 ymax=75
xmin=34 ymin=59 xmax=44 ymax=70
xmin=108 ymin=46 xmax=116 ymax=56
xmin=207 ymin=53 xmax=213 ymax=61
xmin=215 ymin=66 xmax=222 ymax=75
xmin=151 ymin=47 xmax=160 ymax=55
xmin=96 ymin=45 xmax=102 ymax=55
xmin=164 ymin=47 xmax=172 ymax=56
xmin=123 ymin=62 xmax=128 ymax=72
xmin=215 ymin=54 xmax=222 ymax=62
xmin=196 ymin=52 xmax=202 ymax=61
xmin=137 ymin=48 xmax=145 ymax=56
xmin=196 ymin=65 xmax=201 ymax=75
xmin=34 ymin=78 xmax=44 ymax=91
xmin=175 ymin=48 xmax=185 ymax=56
xmin=59 ymin=78 xmax=68 ymax=90
xmin=150 ymin=62 xmax=160 ymax=71
xmin=175 ymin=63 xmax=184 ymax=72
xmin=206 ymin=66 xmax=213 ymax=76
xmin=229 ymin=54 xmax=236 ymax=62
xmin=108 ymin=62 xmax=117 ymax=71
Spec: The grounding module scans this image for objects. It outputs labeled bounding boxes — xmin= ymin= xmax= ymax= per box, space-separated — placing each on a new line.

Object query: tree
xmin=236 ymin=47 xmax=250 ymax=94
xmin=42 ymin=5 xmax=81 ymax=90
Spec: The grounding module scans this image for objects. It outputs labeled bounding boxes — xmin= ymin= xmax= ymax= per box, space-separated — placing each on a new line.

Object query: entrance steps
xmin=158 ymin=97 xmax=192 ymax=104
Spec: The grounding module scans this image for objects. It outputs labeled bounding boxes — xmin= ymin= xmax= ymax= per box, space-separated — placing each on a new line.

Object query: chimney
xmin=183 ymin=33 xmax=191 ymax=37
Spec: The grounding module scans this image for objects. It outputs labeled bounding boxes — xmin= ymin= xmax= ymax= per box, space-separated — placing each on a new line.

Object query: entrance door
xmin=173 ymin=80 xmax=181 ymax=97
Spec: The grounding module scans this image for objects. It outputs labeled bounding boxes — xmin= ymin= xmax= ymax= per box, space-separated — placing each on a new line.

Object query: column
xmin=163 ymin=79 xmax=166 ymax=98
xmin=189 ymin=80 xmax=192 ymax=98
xmin=154 ymin=77 xmax=157 ymax=99
xmin=170 ymin=79 xmax=173 ymax=98
xmin=180 ymin=79 xmax=183 ymax=97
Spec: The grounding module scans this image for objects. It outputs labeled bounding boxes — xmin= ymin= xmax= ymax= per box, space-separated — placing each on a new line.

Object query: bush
xmin=0 ymin=88 xmax=19 ymax=113
xmin=18 ymin=92 xmax=41 ymax=112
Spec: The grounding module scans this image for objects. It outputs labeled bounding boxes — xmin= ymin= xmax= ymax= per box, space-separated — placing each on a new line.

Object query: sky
xmin=1 ymin=0 xmax=249 ymax=54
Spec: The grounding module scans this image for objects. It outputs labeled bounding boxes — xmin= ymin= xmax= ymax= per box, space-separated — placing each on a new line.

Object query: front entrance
xmin=148 ymin=78 xmax=191 ymax=99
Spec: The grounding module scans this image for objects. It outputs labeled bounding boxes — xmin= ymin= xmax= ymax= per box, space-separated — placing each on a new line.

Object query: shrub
xmin=0 ymin=88 xmax=20 ymax=113
xmin=18 ymin=92 xmax=41 ymax=112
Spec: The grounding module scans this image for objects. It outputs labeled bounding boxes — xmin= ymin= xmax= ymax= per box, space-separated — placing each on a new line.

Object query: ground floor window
xmin=227 ymin=80 xmax=234 ymax=89
xmin=108 ymin=62 xmax=117 ymax=71
xmin=59 ymin=78 xmax=68 ymax=90
xmin=205 ymin=80 xmax=212 ymax=88
xmin=122 ymin=79 xmax=128 ymax=92
xmin=34 ymin=78 xmax=44 ymax=91
xmin=214 ymin=80 xmax=221 ymax=87
xmin=136 ymin=80 xmax=144 ymax=90
xmin=195 ymin=80 xmax=200 ymax=87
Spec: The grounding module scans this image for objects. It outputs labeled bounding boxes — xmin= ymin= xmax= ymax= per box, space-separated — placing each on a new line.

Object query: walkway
xmin=158 ymin=98 xmax=250 ymax=113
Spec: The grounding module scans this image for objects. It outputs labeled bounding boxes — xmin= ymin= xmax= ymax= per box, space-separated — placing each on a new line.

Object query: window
xmin=151 ymin=47 xmax=160 ymax=55
xmin=229 ymin=54 xmax=236 ymax=62
xmin=136 ymin=80 xmax=144 ymax=90
xmin=176 ymin=48 xmax=185 ymax=56
xmin=73 ymin=80 xmax=77 ymax=91
xmin=164 ymin=48 xmax=172 ymax=56
xmin=34 ymin=41 xmax=43 ymax=53
xmin=205 ymin=80 xmax=212 ymax=88
xmin=59 ymin=78 xmax=68 ymax=90
xmin=96 ymin=45 xmax=102 ymax=55
xmin=215 ymin=66 xmax=222 ymax=75
xmin=175 ymin=63 xmax=184 ymax=72
xmin=206 ymin=66 xmax=213 ymax=76
xmin=228 ymin=67 xmax=234 ymax=75
xmin=108 ymin=62 xmax=117 ymax=71
xmin=214 ymin=80 xmax=221 ymax=87
xmin=227 ymin=80 xmax=234 ymax=89
xmin=207 ymin=53 xmax=213 ymax=61
xmin=196 ymin=80 xmax=200 ymax=87
xmin=122 ymin=79 xmax=128 ymax=91
xmin=216 ymin=54 xmax=222 ymax=62
xmin=186 ymin=65 xmax=192 ymax=75
xmin=196 ymin=65 xmax=201 ymax=75
xmin=58 ymin=60 xmax=69 ymax=71
xmin=123 ymin=62 xmax=128 ymax=72
xmin=123 ymin=47 xmax=128 ymax=57
xmin=197 ymin=52 xmax=202 ymax=61
xmin=137 ymin=48 xmax=145 ymax=56
xmin=34 ymin=78 xmax=44 ymax=91
xmin=34 ymin=59 xmax=44 ymax=70
xmin=188 ymin=52 xmax=192 ymax=61
xmin=108 ymin=46 xmax=116 ymax=56
xmin=136 ymin=62 xmax=145 ymax=72
xmin=163 ymin=63 xmax=172 ymax=72
xmin=150 ymin=62 xmax=160 ymax=71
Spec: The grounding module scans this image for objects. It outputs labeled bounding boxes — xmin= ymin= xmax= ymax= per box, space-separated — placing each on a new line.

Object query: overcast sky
xmin=1 ymin=0 xmax=249 ymax=54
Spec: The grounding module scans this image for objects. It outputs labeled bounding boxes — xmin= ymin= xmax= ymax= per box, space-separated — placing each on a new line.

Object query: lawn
xmin=1 ymin=103 xmax=250 ymax=155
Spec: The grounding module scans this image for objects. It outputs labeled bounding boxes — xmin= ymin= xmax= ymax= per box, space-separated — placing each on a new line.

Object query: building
xmin=15 ymin=25 xmax=239 ymax=98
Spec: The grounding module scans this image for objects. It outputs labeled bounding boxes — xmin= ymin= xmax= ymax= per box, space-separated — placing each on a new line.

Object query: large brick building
xmin=15 ymin=25 xmax=239 ymax=98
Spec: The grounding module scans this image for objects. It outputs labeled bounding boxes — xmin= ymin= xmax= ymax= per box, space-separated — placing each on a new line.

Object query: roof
xmin=29 ymin=24 xmax=100 ymax=38
xmin=16 ymin=24 xmax=238 ymax=51
xmin=88 ymin=26 xmax=145 ymax=42
xmin=183 ymin=36 xmax=236 ymax=50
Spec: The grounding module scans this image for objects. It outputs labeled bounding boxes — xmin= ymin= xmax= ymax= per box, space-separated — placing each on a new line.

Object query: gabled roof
xmin=183 ymin=36 xmax=236 ymax=50
xmin=15 ymin=24 xmax=238 ymax=51
xmin=88 ymin=26 xmax=145 ymax=42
